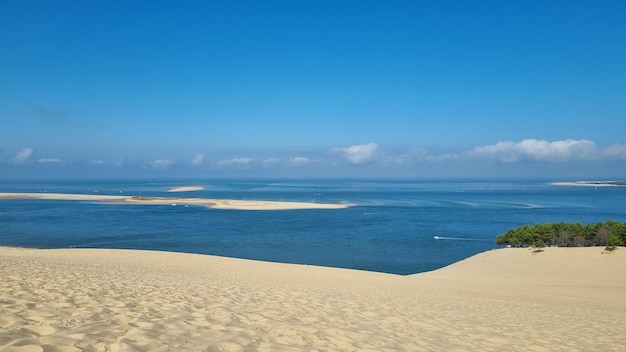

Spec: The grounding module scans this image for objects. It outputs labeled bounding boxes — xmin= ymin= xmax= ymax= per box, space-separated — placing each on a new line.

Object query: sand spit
xmin=167 ymin=186 xmax=205 ymax=192
xmin=0 ymin=192 xmax=350 ymax=210
xmin=551 ymin=181 xmax=626 ymax=187
xmin=1 ymin=247 xmax=625 ymax=351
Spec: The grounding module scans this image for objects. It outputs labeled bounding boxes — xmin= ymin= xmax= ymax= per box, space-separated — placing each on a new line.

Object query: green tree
xmin=495 ymin=221 xmax=626 ymax=248
xmin=532 ymin=239 xmax=546 ymax=252
xmin=606 ymin=235 xmax=623 ymax=251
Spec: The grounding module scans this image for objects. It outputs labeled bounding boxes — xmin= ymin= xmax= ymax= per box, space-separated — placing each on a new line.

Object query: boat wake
xmin=433 ymin=236 xmax=489 ymax=241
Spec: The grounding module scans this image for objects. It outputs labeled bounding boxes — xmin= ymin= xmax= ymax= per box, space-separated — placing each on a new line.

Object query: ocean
xmin=1 ymin=179 xmax=625 ymax=274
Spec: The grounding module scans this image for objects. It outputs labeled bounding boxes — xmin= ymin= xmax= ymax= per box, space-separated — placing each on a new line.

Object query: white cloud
xmin=37 ymin=158 xmax=63 ymax=164
xmin=385 ymin=149 xmax=426 ymax=165
xmin=150 ymin=159 xmax=175 ymax=168
xmin=604 ymin=144 xmax=626 ymax=160
xmin=215 ymin=158 xmax=252 ymax=168
xmin=191 ymin=153 xmax=205 ymax=166
xmin=291 ymin=156 xmax=313 ymax=166
xmin=91 ymin=159 xmax=105 ymax=165
xmin=14 ymin=147 xmax=34 ymax=164
xmin=386 ymin=148 xmax=457 ymax=165
xmin=262 ymin=158 xmax=280 ymax=167
xmin=331 ymin=143 xmax=379 ymax=164
xmin=468 ymin=139 xmax=598 ymax=162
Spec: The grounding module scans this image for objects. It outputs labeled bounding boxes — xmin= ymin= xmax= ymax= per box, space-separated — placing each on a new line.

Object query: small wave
xmin=440 ymin=201 xmax=477 ymax=208
xmin=492 ymin=202 xmax=543 ymax=209
xmin=520 ymin=203 xmax=541 ymax=209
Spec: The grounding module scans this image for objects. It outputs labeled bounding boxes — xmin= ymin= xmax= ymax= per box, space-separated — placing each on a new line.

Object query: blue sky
xmin=1 ymin=0 xmax=625 ymax=179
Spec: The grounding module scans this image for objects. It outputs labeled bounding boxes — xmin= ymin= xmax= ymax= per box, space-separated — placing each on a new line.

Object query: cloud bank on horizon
xmin=467 ymin=139 xmax=623 ymax=162
xmin=2 ymin=139 xmax=625 ymax=179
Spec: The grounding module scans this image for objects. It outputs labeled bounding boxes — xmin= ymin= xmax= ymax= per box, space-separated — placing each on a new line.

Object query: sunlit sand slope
xmin=1 ymin=246 xmax=624 ymax=351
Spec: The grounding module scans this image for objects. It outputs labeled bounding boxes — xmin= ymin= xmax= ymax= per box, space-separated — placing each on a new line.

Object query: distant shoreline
xmin=551 ymin=181 xmax=626 ymax=187
xmin=0 ymin=192 xmax=351 ymax=211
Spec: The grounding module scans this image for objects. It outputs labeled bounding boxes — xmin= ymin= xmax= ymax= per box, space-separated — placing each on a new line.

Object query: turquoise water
xmin=1 ymin=179 xmax=625 ymax=274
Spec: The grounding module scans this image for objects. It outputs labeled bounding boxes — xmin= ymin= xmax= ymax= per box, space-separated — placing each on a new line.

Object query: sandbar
xmin=551 ymin=181 xmax=626 ymax=187
xmin=167 ymin=186 xmax=205 ymax=192
xmin=1 ymin=246 xmax=624 ymax=351
xmin=0 ymin=192 xmax=350 ymax=210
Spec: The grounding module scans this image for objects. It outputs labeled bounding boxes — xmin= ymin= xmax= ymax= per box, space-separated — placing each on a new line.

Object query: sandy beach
xmin=0 ymin=193 xmax=350 ymax=211
xmin=1 ymin=247 xmax=625 ymax=351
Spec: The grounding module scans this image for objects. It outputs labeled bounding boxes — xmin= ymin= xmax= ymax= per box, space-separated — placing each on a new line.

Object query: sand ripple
xmin=1 ymin=247 xmax=625 ymax=351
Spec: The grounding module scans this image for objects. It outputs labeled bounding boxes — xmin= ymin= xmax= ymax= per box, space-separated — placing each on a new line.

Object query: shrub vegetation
xmin=606 ymin=234 xmax=623 ymax=251
xmin=495 ymin=221 xmax=626 ymax=248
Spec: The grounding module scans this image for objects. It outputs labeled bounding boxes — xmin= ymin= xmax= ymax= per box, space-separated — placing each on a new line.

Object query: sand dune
xmin=1 ymin=246 xmax=625 ymax=351
xmin=0 ymin=193 xmax=350 ymax=210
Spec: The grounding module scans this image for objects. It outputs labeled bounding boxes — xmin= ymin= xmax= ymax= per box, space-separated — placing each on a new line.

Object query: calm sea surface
xmin=1 ymin=179 xmax=625 ymax=274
